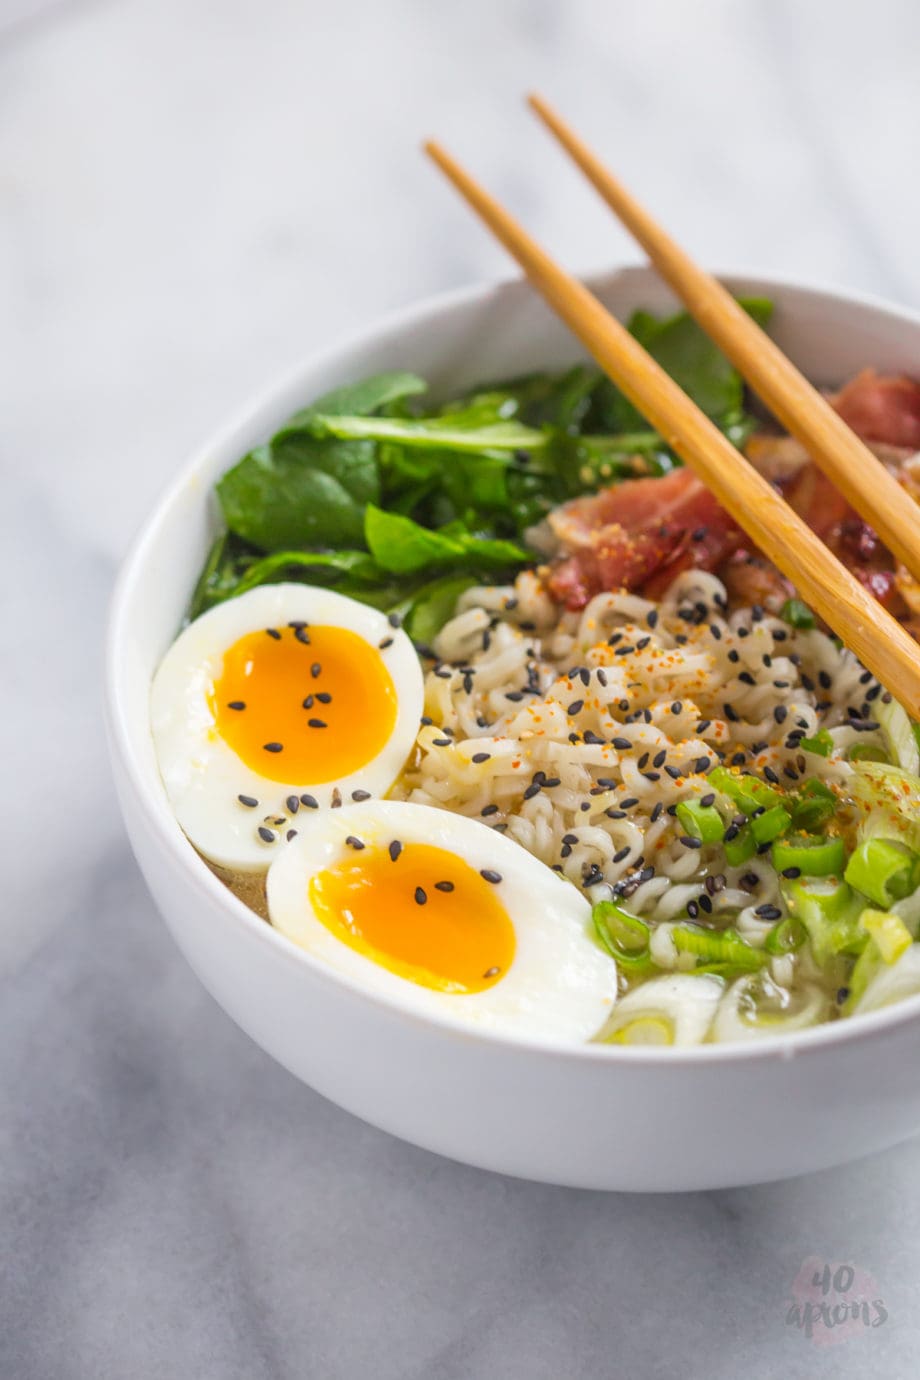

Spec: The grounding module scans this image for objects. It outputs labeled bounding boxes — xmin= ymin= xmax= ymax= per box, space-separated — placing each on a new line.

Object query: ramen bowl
xmin=105 ymin=266 xmax=920 ymax=1191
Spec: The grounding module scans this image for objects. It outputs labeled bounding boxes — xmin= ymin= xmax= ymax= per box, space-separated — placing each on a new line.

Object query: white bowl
xmin=106 ymin=266 xmax=920 ymax=1191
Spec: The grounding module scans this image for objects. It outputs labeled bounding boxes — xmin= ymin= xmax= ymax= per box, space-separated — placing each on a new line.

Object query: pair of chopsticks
xmin=424 ymin=97 xmax=920 ymax=717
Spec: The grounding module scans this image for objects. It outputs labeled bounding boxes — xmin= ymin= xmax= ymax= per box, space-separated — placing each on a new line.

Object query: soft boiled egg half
xmin=150 ymin=584 xmax=424 ymax=872
xmin=266 ymin=800 xmax=618 ymax=1041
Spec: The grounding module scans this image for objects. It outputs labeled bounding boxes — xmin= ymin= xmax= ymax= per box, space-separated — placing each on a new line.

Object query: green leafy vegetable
xmin=217 ymin=435 xmax=379 ymax=550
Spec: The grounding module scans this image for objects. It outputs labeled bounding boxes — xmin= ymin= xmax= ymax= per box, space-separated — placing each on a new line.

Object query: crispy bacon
xmin=543 ymin=371 xmax=920 ymax=621
xmin=545 ymin=469 xmax=742 ymax=609
xmin=832 ymin=370 xmax=920 ymax=449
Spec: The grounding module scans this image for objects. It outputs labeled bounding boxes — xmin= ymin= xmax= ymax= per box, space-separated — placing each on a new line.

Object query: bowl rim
xmin=106 ymin=262 xmax=920 ymax=1066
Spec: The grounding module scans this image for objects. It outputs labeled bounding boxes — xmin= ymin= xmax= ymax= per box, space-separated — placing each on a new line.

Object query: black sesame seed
xmin=286 ymin=795 xmax=300 ymax=814
xmin=480 ymin=870 xmax=502 ymax=884
xmin=378 ymin=637 xmax=394 ymax=650
xmin=286 ymin=829 xmax=298 ymax=842
xmin=302 ymin=696 xmax=314 ymax=709
xmin=647 ymin=609 xmax=659 ymax=628
xmin=727 ymin=649 xmax=740 ymax=664
xmin=311 ymin=662 xmax=322 ymax=678
xmin=523 ymin=783 xmax=542 ymax=800
xmin=651 ymin=802 xmax=663 ymax=823
xmin=709 ymin=625 xmax=722 ymax=641
xmin=754 ymin=904 xmax=781 ymax=920
xmin=819 ymin=670 xmax=832 ymax=690
xmin=763 ymin=766 xmax=781 ymax=785
xmin=680 ymin=836 xmax=703 ymax=850
xmin=316 ymin=692 xmax=332 ymax=704
xmin=773 ymin=705 xmax=788 ymax=725
xmin=505 ymin=691 xmax=524 ymax=703
xmin=653 ymin=750 xmax=667 ymax=768
xmin=739 ymin=671 xmax=756 ymax=686
xmin=432 ymin=737 xmax=452 ymax=747
xmin=606 ymin=808 xmax=627 ymax=820
xmin=258 ymin=826 xmax=276 ymax=843
xmin=308 ymin=719 xmax=327 ymax=730
xmin=837 ymin=986 xmax=850 ymax=1003
xmin=480 ymin=804 xmax=499 ymax=817
xmin=435 ymin=881 xmax=455 ymax=893
xmin=638 ymin=752 xmax=649 ymax=770
xmin=621 ymin=797 xmax=639 ymax=809
xmin=580 ymin=801 xmax=592 ymax=812
xmin=414 ymin=886 xmax=427 ymax=905
xmin=263 ymin=742 xmax=283 ymax=753
xmin=265 ymin=628 xmax=281 ymax=640
xmin=294 ymin=627 xmax=311 ymax=645
xmin=227 ymin=700 xmax=246 ymax=711
xmin=694 ymin=756 xmax=710 ymax=774
xmin=543 ymin=777 xmax=561 ymax=789
xmin=781 ymin=866 xmax=802 ymax=879
xmin=664 ymin=765 xmax=682 ymax=781
xmin=351 ymin=789 xmax=371 ymax=802
xmin=568 ymin=699 xmax=584 ymax=715
xmin=346 ymin=835 xmax=365 ymax=850
xmin=641 ymin=771 xmax=661 ymax=782
xmin=472 ymin=752 xmax=491 ymax=764
xmin=300 ymin=794 xmax=318 ymax=809
xmin=740 ymin=872 xmax=759 ymax=890
xmin=612 ymin=737 xmax=632 ymax=750
xmin=613 ymin=846 xmax=631 ymax=863
xmin=238 ymin=794 xmax=258 ymax=808
xmin=388 ymin=612 xmax=402 ymax=628
xmin=389 ymin=840 xmax=403 ymax=862
xmin=597 ymin=669 xmax=608 ymax=687
xmin=700 ymin=793 xmax=715 ymax=808
xmin=687 ymin=900 xmax=699 ymax=918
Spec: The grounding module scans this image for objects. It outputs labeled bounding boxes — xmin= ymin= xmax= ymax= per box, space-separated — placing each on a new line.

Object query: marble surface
xmin=3 ymin=0 xmax=920 ymax=1373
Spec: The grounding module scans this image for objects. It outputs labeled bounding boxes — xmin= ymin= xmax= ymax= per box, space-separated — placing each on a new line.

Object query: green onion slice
xmin=772 ymin=834 xmax=846 ymax=877
xmin=844 ymin=838 xmax=919 ymax=910
xmin=592 ymin=902 xmax=652 ymax=972
xmin=676 ymin=799 xmax=726 ymax=843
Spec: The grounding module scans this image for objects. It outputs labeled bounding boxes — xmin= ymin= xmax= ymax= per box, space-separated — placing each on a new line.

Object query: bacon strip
xmin=544 ymin=372 xmax=920 ymax=616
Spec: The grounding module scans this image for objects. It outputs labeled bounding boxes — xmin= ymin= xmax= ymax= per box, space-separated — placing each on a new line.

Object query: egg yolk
xmin=209 ymin=623 xmax=398 ymax=784
xmin=309 ymin=842 xmax=516 ymax=994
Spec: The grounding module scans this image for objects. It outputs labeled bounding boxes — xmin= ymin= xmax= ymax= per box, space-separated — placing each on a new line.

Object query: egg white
xmin=266 ymin=799 xmax=618 ymax=1042
xmin=150 ymin=584 xmax=424 ymax=872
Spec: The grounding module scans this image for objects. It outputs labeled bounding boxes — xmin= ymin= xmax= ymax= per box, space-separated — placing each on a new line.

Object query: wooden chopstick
xmin=424 ymin=140 xmax=920 ymax=716
xmin=527 ymin=92 xmax=920 ymax=585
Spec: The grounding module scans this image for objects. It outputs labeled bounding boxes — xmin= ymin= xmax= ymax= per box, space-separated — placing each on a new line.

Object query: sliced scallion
xmin=764 ymin=914 xmax=808 ymax=955
xmin=724 ymin=826 xmax=756 ymax=866
xmin=675 ymin=799 xmax=726 ymax=843
xmin=592 ymin=901 xmax=653 ymax=973
xmin=858 ymin=907 xmax=913 ymax=965
xmin=772 ymin=834 xmax=846 ymax=877
xmin=799 ymin=729 xmax=834 ymax=758
xmin=671 ymin=924 xmax=765 ymax=971
xmin=844 ymin=838 xmax=918 ymax=909
xmin=749 ymin=804 xmax=792 ymax=845
xmin=790 ymin=778 xmax=837 ymax=833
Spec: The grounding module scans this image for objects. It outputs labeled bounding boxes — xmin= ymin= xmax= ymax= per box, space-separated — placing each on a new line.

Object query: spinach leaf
xmin=365 ymin=505 xmax=530 ymax=575
xmin=277 ymin=371 xmax=427 ymax=437
xmin=217 ymin=434 xmax=379 ymax=551
xmin=586 ymin=297 xmax=773 ymax=432
xmin=301 ymin=412 xmax=547 ymax=455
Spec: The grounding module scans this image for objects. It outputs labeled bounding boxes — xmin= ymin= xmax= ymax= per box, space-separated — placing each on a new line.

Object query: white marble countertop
xmin=4 ymin=0 xmax=920 ymax=1374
